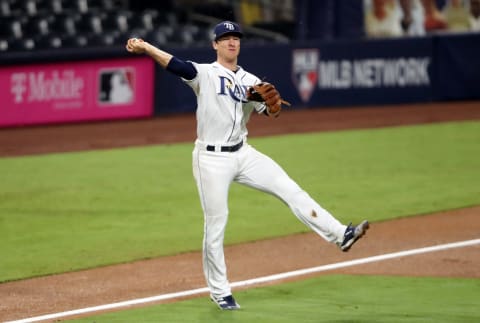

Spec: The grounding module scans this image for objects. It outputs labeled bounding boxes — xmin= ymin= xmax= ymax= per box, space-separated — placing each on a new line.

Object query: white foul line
xmin=6 ymin=238 xmax=480 ymax=323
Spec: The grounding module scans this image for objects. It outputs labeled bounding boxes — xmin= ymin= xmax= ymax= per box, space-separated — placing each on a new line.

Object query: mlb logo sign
xmin=292 ymin=49 xmax=319 ymax=103
xmin=98 ymin=68 xmax=134 ymax=105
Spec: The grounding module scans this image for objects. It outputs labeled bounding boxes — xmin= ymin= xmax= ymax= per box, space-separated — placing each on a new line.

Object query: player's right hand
xmin=126 ymin=38 xmax=146 ymax=54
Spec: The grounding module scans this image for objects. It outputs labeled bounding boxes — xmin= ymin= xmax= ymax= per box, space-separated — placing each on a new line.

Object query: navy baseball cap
xmin=213 ymin=21 xmax=243 ymax=41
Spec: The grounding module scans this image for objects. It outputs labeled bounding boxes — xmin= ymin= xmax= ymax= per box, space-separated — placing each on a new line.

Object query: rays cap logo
xmin=213 ymin=21 xmax=243 ymax=41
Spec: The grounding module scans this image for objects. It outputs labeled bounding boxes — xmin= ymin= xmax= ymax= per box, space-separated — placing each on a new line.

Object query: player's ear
xmin=212 ymin=40 xmax=218 ymax=50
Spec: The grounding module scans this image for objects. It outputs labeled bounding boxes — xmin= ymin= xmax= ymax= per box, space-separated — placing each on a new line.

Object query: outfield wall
xmin=155 ymin=32 xmax=480 ymax=114
xmin=0 ymin=33 xmax=478 ymax=127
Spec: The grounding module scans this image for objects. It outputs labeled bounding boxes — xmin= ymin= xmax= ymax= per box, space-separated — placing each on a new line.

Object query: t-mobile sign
xmin=1 ymin=57 xmax=154 ymax=127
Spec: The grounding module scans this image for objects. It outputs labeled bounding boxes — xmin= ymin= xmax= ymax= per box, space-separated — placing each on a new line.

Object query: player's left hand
xmin=126 ymin=38 xmax=147 ymax=54
xmin=247 ymin=82 xmax=291 ymax=117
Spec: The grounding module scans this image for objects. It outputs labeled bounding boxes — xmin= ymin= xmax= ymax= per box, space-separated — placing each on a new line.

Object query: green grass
xmin=69 ymin=275 xmax=480 ymax=322
xmin=1 ymin=121 xmax=479 ymax=282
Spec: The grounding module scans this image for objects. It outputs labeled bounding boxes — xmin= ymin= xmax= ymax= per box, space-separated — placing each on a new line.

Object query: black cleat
xmin=210 ymin=294 xmax=241 ymax=310
xmin=339 ymin=220 xmax=369 ymax=252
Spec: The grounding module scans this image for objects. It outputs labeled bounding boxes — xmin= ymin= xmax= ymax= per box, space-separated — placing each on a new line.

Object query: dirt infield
xmin=2 ymin=101 xmax=480 ymax=157
xmin=1 ymin=101 xmax=479 ymax=322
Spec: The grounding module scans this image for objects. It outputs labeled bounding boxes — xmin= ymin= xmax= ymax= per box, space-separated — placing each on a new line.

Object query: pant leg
xmin=192 ymin=147 xmax=235 ymax=297
xmin=235 ymin=144 xmax=347 ymax=243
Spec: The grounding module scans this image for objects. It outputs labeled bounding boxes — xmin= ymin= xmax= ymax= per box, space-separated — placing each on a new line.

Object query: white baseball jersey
xmin=184 ymin=61 xmax=265 ymax=147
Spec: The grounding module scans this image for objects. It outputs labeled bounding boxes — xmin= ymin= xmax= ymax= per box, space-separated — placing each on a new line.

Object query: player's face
xmin=214 ymin=35 xmax=241 ymax=61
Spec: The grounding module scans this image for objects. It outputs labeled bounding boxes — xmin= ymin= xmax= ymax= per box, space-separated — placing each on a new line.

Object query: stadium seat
xmin=179 ymin=24 xmax=200 ymax=46
xmin=130 ymin=9 xmax=159 ymax=32
xmin=0 ymin=38 xmax=9 ymax=51
xmin=103 ymin=10 xmax=132 ymax=33
xmin=101 ymin=0 xmax=127 ymax=11
xmin=22 ymin=0 xmax=39 ymax=16
xmin=87 ymin=33 xmax=116 ymax=47
xmin=0 ymin=17 xmax=24 ymax=39
xmin=32 ymin=0 xmax=64 ymax=14
xmin=50 ymin=13 xmax=80 ymax=36
xmin=63 ymin=0 xmax=86 ymax=13
xmin=0 ymin=0 xmax=13 ymax=16
xmin=8 ymin=37 xmax=35 ymax=51
xmin=146 ymin=28 xmax=170 ymax=46
xmin=35 ymin=34 xmax=62 ymax=49
xmin=76 ymin=12 xmax=105 ymax=35
xmin=60 ymin=34 xmax=88 ymax=48
xmin=23 ymin=16 xmax=52 ymax=38
xmin=0 ymin=1 xmax=289 ymax=53
xmin=49 ymin=0 xmax=64 ymax=13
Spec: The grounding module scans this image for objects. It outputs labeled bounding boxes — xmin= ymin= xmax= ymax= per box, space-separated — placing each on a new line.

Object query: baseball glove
xmin=247 ymin=82 xmax=290 ymax=117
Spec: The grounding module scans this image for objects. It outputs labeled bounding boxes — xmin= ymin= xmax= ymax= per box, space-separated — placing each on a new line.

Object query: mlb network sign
xmin=1 ymin=57 xmax=154 ymax=127
xmin=292 ymin=49 xmax=431 ymax=103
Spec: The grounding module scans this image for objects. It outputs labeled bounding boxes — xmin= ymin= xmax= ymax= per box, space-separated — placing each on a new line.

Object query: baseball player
xmin=126 ymin=21 xmax=369 ymax=311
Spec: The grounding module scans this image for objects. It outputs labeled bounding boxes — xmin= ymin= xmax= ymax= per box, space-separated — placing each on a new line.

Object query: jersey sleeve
xmin=181 ymin=61 xmax=204 ymax=95
xmin=166 ymin=57 xmax=197 ymax=80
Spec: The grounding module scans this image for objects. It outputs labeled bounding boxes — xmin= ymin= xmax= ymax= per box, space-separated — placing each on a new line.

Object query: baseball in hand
xmin=126 ymin=38 xmax=146 ymax=54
